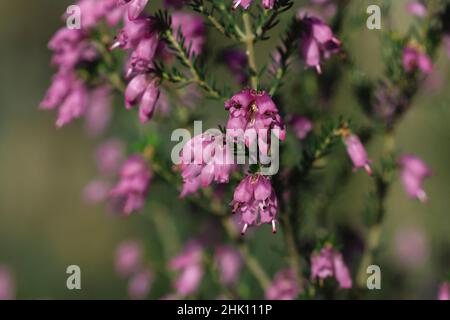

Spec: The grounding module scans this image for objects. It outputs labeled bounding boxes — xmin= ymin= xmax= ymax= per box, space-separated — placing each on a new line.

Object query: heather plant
xmin=39 ymin=0 xmax=450 ymax=300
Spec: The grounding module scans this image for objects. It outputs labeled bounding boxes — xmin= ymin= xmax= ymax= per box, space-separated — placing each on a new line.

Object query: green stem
xmin=356 ymin=224 xmax=382 ymax=288
xmin=242 ymin=13 xmax=258 ymax=90
xmin=165 ymin=30 xmax=223 ymax=99
xmin=280 ymin=214 xmax=303 ymax=288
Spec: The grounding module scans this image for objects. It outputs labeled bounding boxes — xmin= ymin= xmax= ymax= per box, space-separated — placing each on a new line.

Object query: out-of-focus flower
xmin=84 ymin=87 xmax=113 ymax=137
xmin=0 ymin=265 xmax=15 ymax=300
xmin=128 ymin=268 xmax=153 ymax=299
xmin=343 ymin=134 xmax=372 ymax=175
xmin=232 ymin=0 xmax=276 ymax=10
xmin=115 ymin=240 xmax=143 ymax=277
xmin=438 ymin=282 xmax=450 ymax=300
xmin=403 ymin=46 xmax=433 ymax=74
xmin=169 ymin=241 xmax=204 ymax=296
xmin=394 ymin=226 xmax=428 ymax=269
xmin=297 ymin=15 xmax=341 ymax=74
xmin=172 ymin=12 xmax=206 ymax=57
xmin=265 ymin=269 xmax=300 ymax=300
xmin=311 ymin=245 xmax=352 ymax=289
xmin=110 ymin=155 xmax=152 ymax=215
xmin=96 ymin=139 xmax=125 ymax=177
xmin=117 ymin=0 xmax=149 ymax=21
xmin=179 ymin=131 xmax=235 ymax=198
xmin=215 ymin=246 xmax=242 ymax=286
xmin=290 ymin=115 xmax=313 ymax=140
xmin=164 ymin=0 xmax=186 ymax=8
xmin=231 ymin=174 xmax=278 ymax=235
xmin=399 ymin=154 xmax=431 ymax=203
xmin=222 ymin=48 xmax=248 ymax=85
xmin=406 ymin=1 xmax=427 ymax=17
xmin=83 ymin=180 xmax=111 ymax=204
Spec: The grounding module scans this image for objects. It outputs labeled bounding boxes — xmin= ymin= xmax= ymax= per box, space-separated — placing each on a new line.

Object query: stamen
xmin=272 ymin=220 xmax=277 ymax=234
xmin=417 ymin=189 xmax=428 ymax=203
xmin=364 ymin=164 xmax=373 ymax=176
xmin=109 ymin=41 xmax=120 ymax=51
xmin=241 ymin=223 xmax=248 ymax=235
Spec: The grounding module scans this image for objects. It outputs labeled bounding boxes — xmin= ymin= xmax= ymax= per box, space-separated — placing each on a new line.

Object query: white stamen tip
xmin=241 ymin=224 xmax=248 ymax=235
xmin=365 ymin=164 xmax=373 ymax=176
xmin=272 ymin=220 xmax=277 ymax=234
xmin=109 ymin=42 xmax=120 ymax=51
xmin=417 ymin=190 xmax=428 ymax=203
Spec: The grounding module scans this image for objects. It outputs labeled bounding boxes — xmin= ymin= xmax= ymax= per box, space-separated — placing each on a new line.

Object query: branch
xmin=243 ymin=13 xmax=258 ymax=90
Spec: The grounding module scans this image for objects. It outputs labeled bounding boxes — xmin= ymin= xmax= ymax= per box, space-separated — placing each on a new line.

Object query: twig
xmin=242 ymin=13 xmax=258 ymax=90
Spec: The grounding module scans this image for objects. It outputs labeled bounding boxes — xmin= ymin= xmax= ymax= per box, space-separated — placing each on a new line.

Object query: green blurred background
xmin=0 ymin=0 xmax=449 ymax=299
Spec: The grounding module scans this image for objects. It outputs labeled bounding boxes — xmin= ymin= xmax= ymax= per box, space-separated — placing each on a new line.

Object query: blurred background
xmin=0 ymin=0 xmax=449 ymax=299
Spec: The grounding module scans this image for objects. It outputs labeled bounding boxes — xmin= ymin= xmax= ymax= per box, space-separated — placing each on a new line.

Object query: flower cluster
xmin=265 ymin=269 xmax=300 ymax=300
xmin=310 ymin=245 xmax=352 ymax=289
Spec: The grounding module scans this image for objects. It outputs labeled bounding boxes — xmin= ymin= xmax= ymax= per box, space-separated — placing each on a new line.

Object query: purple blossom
xmin=128 ymin=268 xmax=153 ymax=299
xmin=405 ymin=1 xmax=427 ymax=17
xmin=84 ymin=87 xmax=113 ymax=137
xmin=222 ymin=48 xmax=249 ymax=85
xmin=179 ymin=131 xmax=235 ymax=198
xmin=298 ymin=15 xmax=341 ymax=74
xmin=310 ymin=245 xmax=352 ymax=289
xmin=231 ymin=174 xmax=278 ymax=235
xmin=169 ymin=241 xmax=204 ymax=296
xmin=55 ymin=82 xmax=89 ymax=128
xmin=399 ymin=154 xmax=431 ymax=203
xmin=225 ymin=89 xmax=286 ymax=151
xmin=265 ymin=269 xmax=300 ymax=300
xmin=403 ymin=46 xmax=433 ymax=74
xmin=438 ymin=282 xmax=450 ymax=300
xmin=110 ymin=155 xmax=152 ymax=215
xmin=117 ymin=0 xmax=149 ymax=21
xmin=298 ymin=0 xmax=337 ymax=21
xmin=172 ymin=12 xmax=206 ymax=57
xmin=83 ymin=179 xmax=111 ymax=204
xmin=0 ymin=265 xmax=15 ymax=300
xmin=115 ymin=240 xmax=143 ymax=277
xmin=394 ymin=226 xmax=427 ymax=269
xmin=124 ymin=75 xmax=161 ymax=123
xmin=96 ymin=139 xmax=125 ymax=176
xmin=111 ymin=16 xmax=155 ymax=51
xmin=290 ymin=115 xmax=313 ymax=140
xmin=344 ymin=134 xmax=372 ymax=175
xmin=215 ymin=245 xmax=242 ymax=286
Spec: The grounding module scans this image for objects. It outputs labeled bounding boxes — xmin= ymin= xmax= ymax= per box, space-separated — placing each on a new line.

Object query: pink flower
xmin=0 ymin=265 xmax=15 ymax=300
xmin=406 ymin=1 xmax=427 ymax=17
xmin=111 ymin=16 xmax=155 ymax=50
xmin=83 ymin=180 xmax=111 ymax=204
xmin=56 ymin=82 xmax=89 ymax=128
xmin=403 ymin=46 xmax=433 ymax=74
xmin=169 ymin=241 xmax=204 ymax=296
xmin=298 ymin=15 xmax=341 ymax=73
xmin=96 ymin=139 xmax=125 ymax=177
xmin=232 ymin=0 xmax=276 ymax=10
xmin=399 ymin=154 xmax=431 ymax=202
xmin=84 ymin=87 xmax=113 ymax=137
xmin=179 ymin=131 xmax=235 ymax=198
xmin=344 ymin=134 xmax=372 ymax=175
xmin=265 ymin=269 xmax=300 ymax=300
xmin=311 ymin=245 xmax=352 ymax=289
xmin=117 ymin=0 xmax=149 ymax=21
xmin=290 ymin=115 xmax=313 ymax=140
xmin=110 ymin=155 xmax=152 ymax=215
xmin=225 ymin=89 xmax=286 ymax=151
xmin=394 ymin=226 xmax=427 ymax=269
xmin=128 ymin=268 xmax=153 ymax=299
xmin=125 ymin=75 xmax=161 ymax=123
xmin=172 ymin=12 xmax=206 ymax=57
xmin=215 ymin=246 xmax=242 ymax=286
xmin=115 ymin=240 xmax=143 ymax=277
xmin=231 ymin=174 xmax=278 ymax=235
xmin=438 ymin=282 xmax=450 ymax=300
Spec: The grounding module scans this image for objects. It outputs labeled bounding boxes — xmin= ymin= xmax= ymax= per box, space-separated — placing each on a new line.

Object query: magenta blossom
xmin=111 ymin=16 xmax=155 ymax=51
xmin=110 ymin=155 xmax=152 ymax=215
xmin=83 ymin=179 xmax=111 ymax=204
xmin=84 ymin=87 xmax=113 ymax=137
xmin=394 ymin=226 xmax=427 ymax=269
xmin=290 ymin=115 xmax=313 ymax=140
xmin=406 ymin=1 xmax=427 ymax=17
xmin=169 ymin=241 xmax=204 ymax=296
xmin=233 ymin=0 xmax=275 ymax=10
xmin=0 ymin=265 xmax=15 ymax=300
xmin=225 ymin=89 xmax=285 ymax=153
xmin=438 ymin=282 xmax=450 ymax=300
xmin=115 ymin=240 xmax=143 ymax=277
xmin=310 ymin=245 xmax=352 ymax=289
xmin=403 ymin=46 xmax=433 ymax=74
xmin=215 ymin=245 xmax=242 ymax=286
xmin=172 ymin=12 xmax=206 ymax=57
xmin=128 ymin=268 xmax=153 ymax=299
xmin=399 ymin=154 xmax=431 ymax=203
xmin=96 ymin=139 xmax=125 ymax=177
xmin=265 ymin=269 xmax=300 ymax=300
xmin=179 ymin=131 xmax=235 ymax=198
xmin=125 ymin=75 xmax=160 ymax=123
xmin=298 ymin=15 xmax=341 ymax=73
xmin=231 ymin=174 xmax=278 ymax=235
xmin=117 ymin=0 xmax=149 ymax=21
xmin=344 ymin=134 xmax=372 ymax=175
xmin=222 ymin=48 xmax=249 ymax=85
